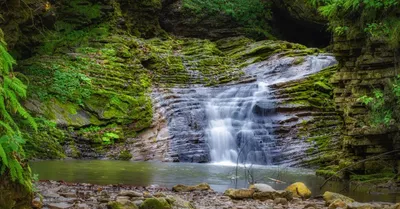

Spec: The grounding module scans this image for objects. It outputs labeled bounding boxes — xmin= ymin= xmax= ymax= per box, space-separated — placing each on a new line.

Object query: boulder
xmin=253 ymin=190 xmax=293 ymax=201
xmin=172 ymin=183 xmax=211 ymax=192
xmin=323 ymin=191 xmax=355 ymax=205
xmin=249 ymin=183 xmax=275 ymax=192
xmin=139 ymin=198 xmax=171 ymax=209
xmin=224 ymin=188 xmax=254 ymax=199
xmin=118 ymin=191 xmax=143 ymax=198
xmin=285 ymin=182 xmax=312 ymax=199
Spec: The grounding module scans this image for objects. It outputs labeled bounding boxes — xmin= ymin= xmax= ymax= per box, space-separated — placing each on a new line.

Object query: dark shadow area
xmin=271 ymin=5 xmax=331 ymax=48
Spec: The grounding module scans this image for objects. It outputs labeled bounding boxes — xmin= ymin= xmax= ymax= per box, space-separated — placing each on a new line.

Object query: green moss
xmin=316 ymin=167 xmax=343 ymax=180
xmin=314 ymin=81 xmax=332 ymax=93
xmin=118 ymin=150 xmax=133 ymax=161
xmin=293 ymin=57 xmax=306 ymax=65
xmin=350 ymin=172 xmax=396 ymax=183
xmin=140 ymin=198 xmax=171 ymax=209
xmin=281 ymin=65 xmax=337 ymax=110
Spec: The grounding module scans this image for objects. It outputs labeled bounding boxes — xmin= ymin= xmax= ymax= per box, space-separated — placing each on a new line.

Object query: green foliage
xmin=309 ymin=0 xmax=400 ymax=48
xmin=182 ymin=0 xmax=273 ymax=38
xmin=66 ymin=0 xmax=102 ymax=20
xmin=102 ymin=132 xmax=119 ymax=145
xmin=50 ymin=67 xmax=92 ymax=104
xmin=358 ymin=77 xmax=400 ymax=125
xmin=0 ymin=30 xmax=37 ymax=190
xmin=25 ymin=57 xmax=93 ymax=104
xmin=78 ymin=125 xmax=122 ymax=145
xmin=38 ymin=24 xmax=110 ymax=55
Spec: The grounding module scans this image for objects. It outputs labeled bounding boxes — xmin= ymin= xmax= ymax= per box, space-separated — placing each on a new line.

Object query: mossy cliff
xmin=270 ymin=65 xmax=344 ymax=166
xmin=326 ymin=36 xmax=400 ymax=182
xmin=0 ymin=0 xmax=314 ymax=160
xmin=1 ymin=0 xmax=397 ymax=187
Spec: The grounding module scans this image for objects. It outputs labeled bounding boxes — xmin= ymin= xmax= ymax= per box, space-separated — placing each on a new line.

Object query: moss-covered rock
xmin=224 ymin=188 xmax=254 ymax=200
xmin=172 ymin=183 xmax=211 ymax=192
xmin=108 ymin=201 xmax=138 ymax=209
xmin=323 ymin=191 xmax=355 ymax=205
xmin=139 ymin=198 xmax=171 ymax=209
xmin=285 ymin=182 xmax=311 ymax=199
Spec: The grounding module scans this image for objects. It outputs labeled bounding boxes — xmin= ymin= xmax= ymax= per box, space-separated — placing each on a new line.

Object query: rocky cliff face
xmin=5 ymin=0 xmax=395 ymax=179
xmin=329 ymin=36 xmax=400 ymax=179
xmin=0 ymin=0 xmax=342 ymax=165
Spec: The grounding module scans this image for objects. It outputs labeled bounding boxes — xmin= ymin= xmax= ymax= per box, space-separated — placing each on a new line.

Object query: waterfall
xmin=160 ymin=54 xmax=337 ymax=165
xmin=205 ymin=55 xmax=337 ymax=164
xmin=206 ymin=82 xmax=274 ymax=164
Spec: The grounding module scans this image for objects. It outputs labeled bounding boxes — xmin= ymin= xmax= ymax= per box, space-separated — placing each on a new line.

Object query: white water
xmin=206 ymin=81 xmax=272 ymax=164
xmin=206 ymin=54 xmax=337 ymax=164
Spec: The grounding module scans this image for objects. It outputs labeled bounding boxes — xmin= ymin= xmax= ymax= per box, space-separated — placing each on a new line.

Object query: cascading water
xmin=206 ymin=82 xmax=275 ymax=165
xmin=160 ymin=54 xmax=337 ymax=165
xmin=205 ymin=55 xmax=337 ymax=165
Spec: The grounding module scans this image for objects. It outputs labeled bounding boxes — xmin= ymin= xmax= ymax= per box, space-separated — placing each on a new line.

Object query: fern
xmin=0 ymin=28 xmax=37 ymax=191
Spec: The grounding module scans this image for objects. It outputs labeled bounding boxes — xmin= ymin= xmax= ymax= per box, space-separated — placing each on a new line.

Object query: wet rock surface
xmin=36 ymin=181 xmax=399 ymax=209
xmin=36 ymin=181 xmax=324 ymax=209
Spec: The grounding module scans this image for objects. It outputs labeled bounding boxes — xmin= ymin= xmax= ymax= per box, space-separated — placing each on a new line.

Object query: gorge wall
xmin=329 ymin=36 xmax=400 ymax=179
xmin=1 ymin=0 xmax=398 ymax=182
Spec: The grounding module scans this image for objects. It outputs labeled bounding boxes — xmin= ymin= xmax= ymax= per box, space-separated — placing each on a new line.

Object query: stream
xmin=31 ymin=160 xmax=400 ymax=203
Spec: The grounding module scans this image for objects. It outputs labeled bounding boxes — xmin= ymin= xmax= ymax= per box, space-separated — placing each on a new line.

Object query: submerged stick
xmin=268 ymin=177 xmax=286 ymax=184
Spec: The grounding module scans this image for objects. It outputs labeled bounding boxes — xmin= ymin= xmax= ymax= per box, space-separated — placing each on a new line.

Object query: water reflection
xmin=30 ymin=160 xmax=400 ymax=203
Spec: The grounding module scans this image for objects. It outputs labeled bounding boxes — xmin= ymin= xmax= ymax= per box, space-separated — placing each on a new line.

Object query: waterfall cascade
xmin=158 ymin=54 xmax=337 ymax=165
xmin=206 ymin=82 xmax=274 ymax=165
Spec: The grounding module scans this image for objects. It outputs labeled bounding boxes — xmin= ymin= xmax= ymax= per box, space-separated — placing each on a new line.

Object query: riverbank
xmin=35 ymin=181 xmax=399 ymax=209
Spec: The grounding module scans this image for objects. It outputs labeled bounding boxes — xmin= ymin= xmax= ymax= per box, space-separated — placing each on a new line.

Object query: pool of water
xmin=30 ymin=160 xmax=400 ymax=203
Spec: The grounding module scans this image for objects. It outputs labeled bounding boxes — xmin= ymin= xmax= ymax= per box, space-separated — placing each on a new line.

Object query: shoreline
xmin=35 ymin=181 xmax=399 ymax=209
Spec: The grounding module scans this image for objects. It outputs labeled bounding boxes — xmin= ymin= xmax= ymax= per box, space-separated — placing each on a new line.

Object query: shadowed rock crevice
xmin=270 ymin=0 xmax=331 ymax=48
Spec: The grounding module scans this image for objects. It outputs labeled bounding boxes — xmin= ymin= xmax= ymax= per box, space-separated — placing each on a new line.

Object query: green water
xmin=30 ymin=160 xmax=400 ymax=203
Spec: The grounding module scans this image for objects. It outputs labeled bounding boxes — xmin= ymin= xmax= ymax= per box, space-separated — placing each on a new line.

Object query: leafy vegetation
xmin=309 ymin=0 xmax=400 ymax=48
xmin=0 ymin=29 xmax=37 ymax=190
xmin=309 ymin=0 xmax=400 ymax=125
xmin=182 ymin=0 xmax=273 ymax=38
xmin=358 ymin=78 xmax=400 ymax=126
